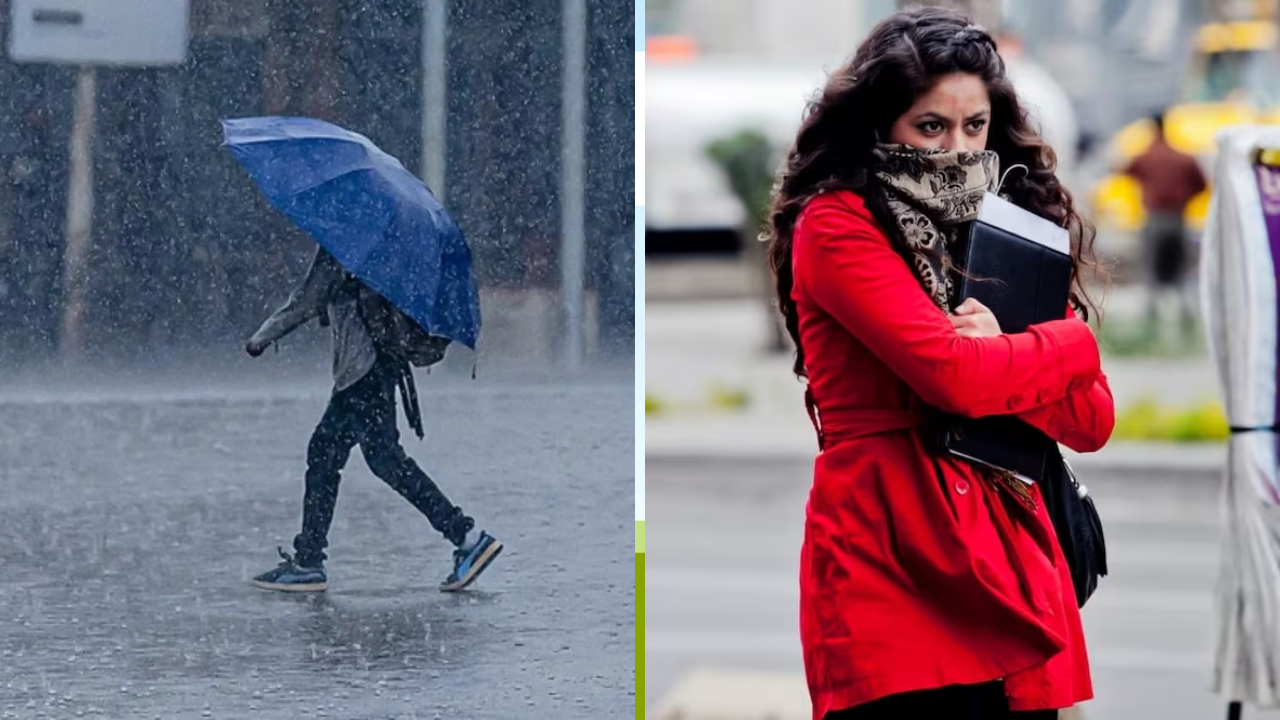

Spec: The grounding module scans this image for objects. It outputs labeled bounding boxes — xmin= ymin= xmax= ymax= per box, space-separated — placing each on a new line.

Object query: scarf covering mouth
xmin=871 ymin=143 xmax=1001 ymax=312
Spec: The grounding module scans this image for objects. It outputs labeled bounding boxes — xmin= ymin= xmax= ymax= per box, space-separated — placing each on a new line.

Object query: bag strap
xmin=394 ymin=358 xmax=425 ymax=440
xmin=1062 ymin=457 xmax=1087 ymax=499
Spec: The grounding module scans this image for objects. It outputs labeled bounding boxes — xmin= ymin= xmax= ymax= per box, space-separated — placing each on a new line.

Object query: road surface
xmin=0 ymin=376 xmax=634 ymax=719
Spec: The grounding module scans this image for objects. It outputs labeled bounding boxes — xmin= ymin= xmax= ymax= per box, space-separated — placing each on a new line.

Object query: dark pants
xmin=1143 ymin=211 xmax=1187 ymax=287
xmin=1141 ymin=211 xmax=1194 ymax=329
xmin=824 ymin=682 xmax=1059 ymax=720
xmin=293 ymin=355 xmax=473 ymax=566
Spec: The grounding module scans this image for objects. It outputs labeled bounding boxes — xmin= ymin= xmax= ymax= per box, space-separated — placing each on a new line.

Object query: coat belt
xmin=805 ymin=389 xmax=925 ymax=449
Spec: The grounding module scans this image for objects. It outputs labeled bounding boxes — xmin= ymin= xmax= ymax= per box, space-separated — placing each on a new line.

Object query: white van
xmin=646 ymin=57 xmax=1080 ymax=254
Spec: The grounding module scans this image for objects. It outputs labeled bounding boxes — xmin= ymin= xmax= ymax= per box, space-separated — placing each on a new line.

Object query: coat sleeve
xmin=1014 ymin=307 xmax=1116 ymax=453
xmin=248 ymin=245 xmax=341 ymax=346
xmin=794 ymin=195 xmax=1102 ymax=418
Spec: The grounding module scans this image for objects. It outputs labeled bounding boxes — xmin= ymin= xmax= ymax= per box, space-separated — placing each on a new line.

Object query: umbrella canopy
xmin=221 ymin=116 xmax=481 ymax=349
xmin=1201 ymin=124 xmax=1280 ymax=707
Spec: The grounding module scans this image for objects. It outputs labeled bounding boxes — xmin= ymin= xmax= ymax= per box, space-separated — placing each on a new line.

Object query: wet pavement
xmin=0 ymin=376 xmax=635 ymax=718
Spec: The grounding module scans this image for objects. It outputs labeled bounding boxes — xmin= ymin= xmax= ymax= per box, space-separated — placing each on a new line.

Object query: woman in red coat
xmin=762 ymin=8 xmax=1113 ymax=720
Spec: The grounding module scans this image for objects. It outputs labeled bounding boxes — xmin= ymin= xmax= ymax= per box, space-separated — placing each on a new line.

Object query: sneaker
xmin=440 ymin=531 xmax=502 ymax=592
xmin=251 ymin=547 xmax=327 ymax=592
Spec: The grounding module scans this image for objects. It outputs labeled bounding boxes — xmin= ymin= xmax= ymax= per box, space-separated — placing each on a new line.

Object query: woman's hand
xmin=950 ymin=297 xmax=1002 ymax=338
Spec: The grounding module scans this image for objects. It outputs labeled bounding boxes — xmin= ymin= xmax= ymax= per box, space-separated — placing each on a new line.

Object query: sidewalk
xmin=645 ymin=292 xmax=1226 ymax=475
xmin=651 ymin=669 xmax=1086 ymax=720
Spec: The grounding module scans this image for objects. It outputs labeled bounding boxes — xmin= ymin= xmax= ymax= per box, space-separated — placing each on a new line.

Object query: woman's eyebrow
xmin=911 ymin=109 xmax=990 ymax=122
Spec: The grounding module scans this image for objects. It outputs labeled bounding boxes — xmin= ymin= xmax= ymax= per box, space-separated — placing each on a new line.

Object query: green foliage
xmin=707 ymin=383 xmax=750 ymax=411
xmin=705 ymin=129 xmax=776 ymax=231
xmin=1094 ymin=314 xmax=1205 ymax=357
xmin=644 ymin=394 xmax=664 ymax=416
xmin=1113 ymin=395 xmax=1229 ymax=442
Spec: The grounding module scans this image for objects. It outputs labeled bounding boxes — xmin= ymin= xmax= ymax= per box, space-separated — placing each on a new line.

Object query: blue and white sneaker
xmin=440 ymin=531 xmax=502 ymax=592
xmin=251 ymin=547 xmax=327 ymax=592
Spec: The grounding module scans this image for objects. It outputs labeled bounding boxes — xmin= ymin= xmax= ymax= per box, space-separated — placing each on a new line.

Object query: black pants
xmin=1143 ymin=211 xmax=1187 ymax=287
xmin=824 ymin=682 xmax=1059 ymax=720
xmin=293 ymin=355 xmax=473 ymax=566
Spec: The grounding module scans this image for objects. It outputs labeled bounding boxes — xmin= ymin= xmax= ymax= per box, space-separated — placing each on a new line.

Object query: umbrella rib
xmin=284 ymin=162 xmax=379 ymax=198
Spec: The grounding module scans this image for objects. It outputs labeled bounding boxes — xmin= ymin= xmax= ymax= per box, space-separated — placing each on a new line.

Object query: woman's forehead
xmin=909 ymin=73 xmax=991 ymax=114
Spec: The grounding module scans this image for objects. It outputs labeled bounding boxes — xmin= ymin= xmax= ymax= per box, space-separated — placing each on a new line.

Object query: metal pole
xmin=422 ymin=0 xmax=448 ymax=198
xmin=60 ymin=65 xmax=96 ymax=363
xmin=561 ymin=0 xmax=587 ymax=369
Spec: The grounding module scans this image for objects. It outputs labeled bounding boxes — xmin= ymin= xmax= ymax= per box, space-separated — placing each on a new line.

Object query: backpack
xmin=357 ymin=287 xmax=451 ymax=368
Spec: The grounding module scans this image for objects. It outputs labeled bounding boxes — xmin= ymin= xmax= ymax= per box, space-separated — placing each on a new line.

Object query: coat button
xmin=955 ymin=479 xmax=970 ymax=495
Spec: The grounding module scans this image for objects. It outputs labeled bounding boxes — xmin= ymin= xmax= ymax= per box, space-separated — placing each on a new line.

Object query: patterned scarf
xmin=870 ymin=144 xmax=1038 ymax=510
xmin=871 ymin=143 xmax=1000 ymax=311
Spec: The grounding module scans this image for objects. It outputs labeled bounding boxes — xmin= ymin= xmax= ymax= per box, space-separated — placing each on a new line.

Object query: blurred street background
xmin=0 ymin=1 xmax=636 ymax=718
xmin=644 ymin=0 xmax=1280 ymax=718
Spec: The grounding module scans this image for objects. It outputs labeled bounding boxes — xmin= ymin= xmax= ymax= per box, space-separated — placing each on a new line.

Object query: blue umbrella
xmin=220 ymin=116 xmax=481 ymax=349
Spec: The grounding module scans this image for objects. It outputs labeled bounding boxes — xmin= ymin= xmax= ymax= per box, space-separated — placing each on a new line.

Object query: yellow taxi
xmin=1090 ymin=19 xmax=1280 ymax=234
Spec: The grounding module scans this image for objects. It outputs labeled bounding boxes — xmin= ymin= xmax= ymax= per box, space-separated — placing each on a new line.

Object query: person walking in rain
xmin=1121 ymin=110 xmax=1208 ymax=335
xmin=244 ymin=244 xmax=502 ymax=593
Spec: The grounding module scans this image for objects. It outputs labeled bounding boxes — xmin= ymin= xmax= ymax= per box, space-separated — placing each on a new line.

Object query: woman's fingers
xmin=950 ymin=308 xmax=1002 ymax=337
xmin=954 ymin=297 xmax=990 ymax=315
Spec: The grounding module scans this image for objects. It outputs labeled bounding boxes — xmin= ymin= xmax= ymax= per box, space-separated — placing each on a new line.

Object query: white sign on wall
xmin=9 ymin=0 xmax=189 ymax=66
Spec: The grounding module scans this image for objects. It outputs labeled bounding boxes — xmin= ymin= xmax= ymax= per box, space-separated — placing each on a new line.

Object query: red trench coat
xmin=792 ymin=191 xmax=1114 ymax=718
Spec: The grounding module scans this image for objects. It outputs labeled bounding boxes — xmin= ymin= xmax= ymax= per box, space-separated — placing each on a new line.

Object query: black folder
xmin=935 ymin=193 xmax=1074 ymax=482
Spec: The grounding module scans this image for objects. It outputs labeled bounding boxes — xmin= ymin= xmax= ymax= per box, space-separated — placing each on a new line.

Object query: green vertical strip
xmin=636 ymin=550 xmax=645 ymax=719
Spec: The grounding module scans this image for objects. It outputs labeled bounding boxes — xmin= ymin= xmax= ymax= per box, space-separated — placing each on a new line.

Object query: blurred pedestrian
xmin=244 ymin=245 xmax=502 ymax=593
xmin=1121 ymin=111 xmax=1207 ymax=335
xmin=763 ymin=7 xmax=1113 ymax=719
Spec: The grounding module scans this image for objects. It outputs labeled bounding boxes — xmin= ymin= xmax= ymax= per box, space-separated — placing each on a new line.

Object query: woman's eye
xmin=967 ymin=119 xmax=987 ymax=133
xmin=918 ymin=121 xmax=944 ymax=134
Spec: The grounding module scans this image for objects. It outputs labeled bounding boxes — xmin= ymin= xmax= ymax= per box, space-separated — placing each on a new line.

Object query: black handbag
xmin=925 ymin=409 xmax=1108 ymax=607
xmin=1039 ymin=450 xmax=1108 ymax=608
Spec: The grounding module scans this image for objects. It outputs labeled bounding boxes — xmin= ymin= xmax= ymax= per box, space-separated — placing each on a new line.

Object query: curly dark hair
xmin=764 ymin=6 xmax=1103 ymax=378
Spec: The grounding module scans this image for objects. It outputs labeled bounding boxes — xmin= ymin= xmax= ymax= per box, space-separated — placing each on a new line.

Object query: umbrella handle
xmin=1228 ymin=700 xmax=1243 ymax=720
